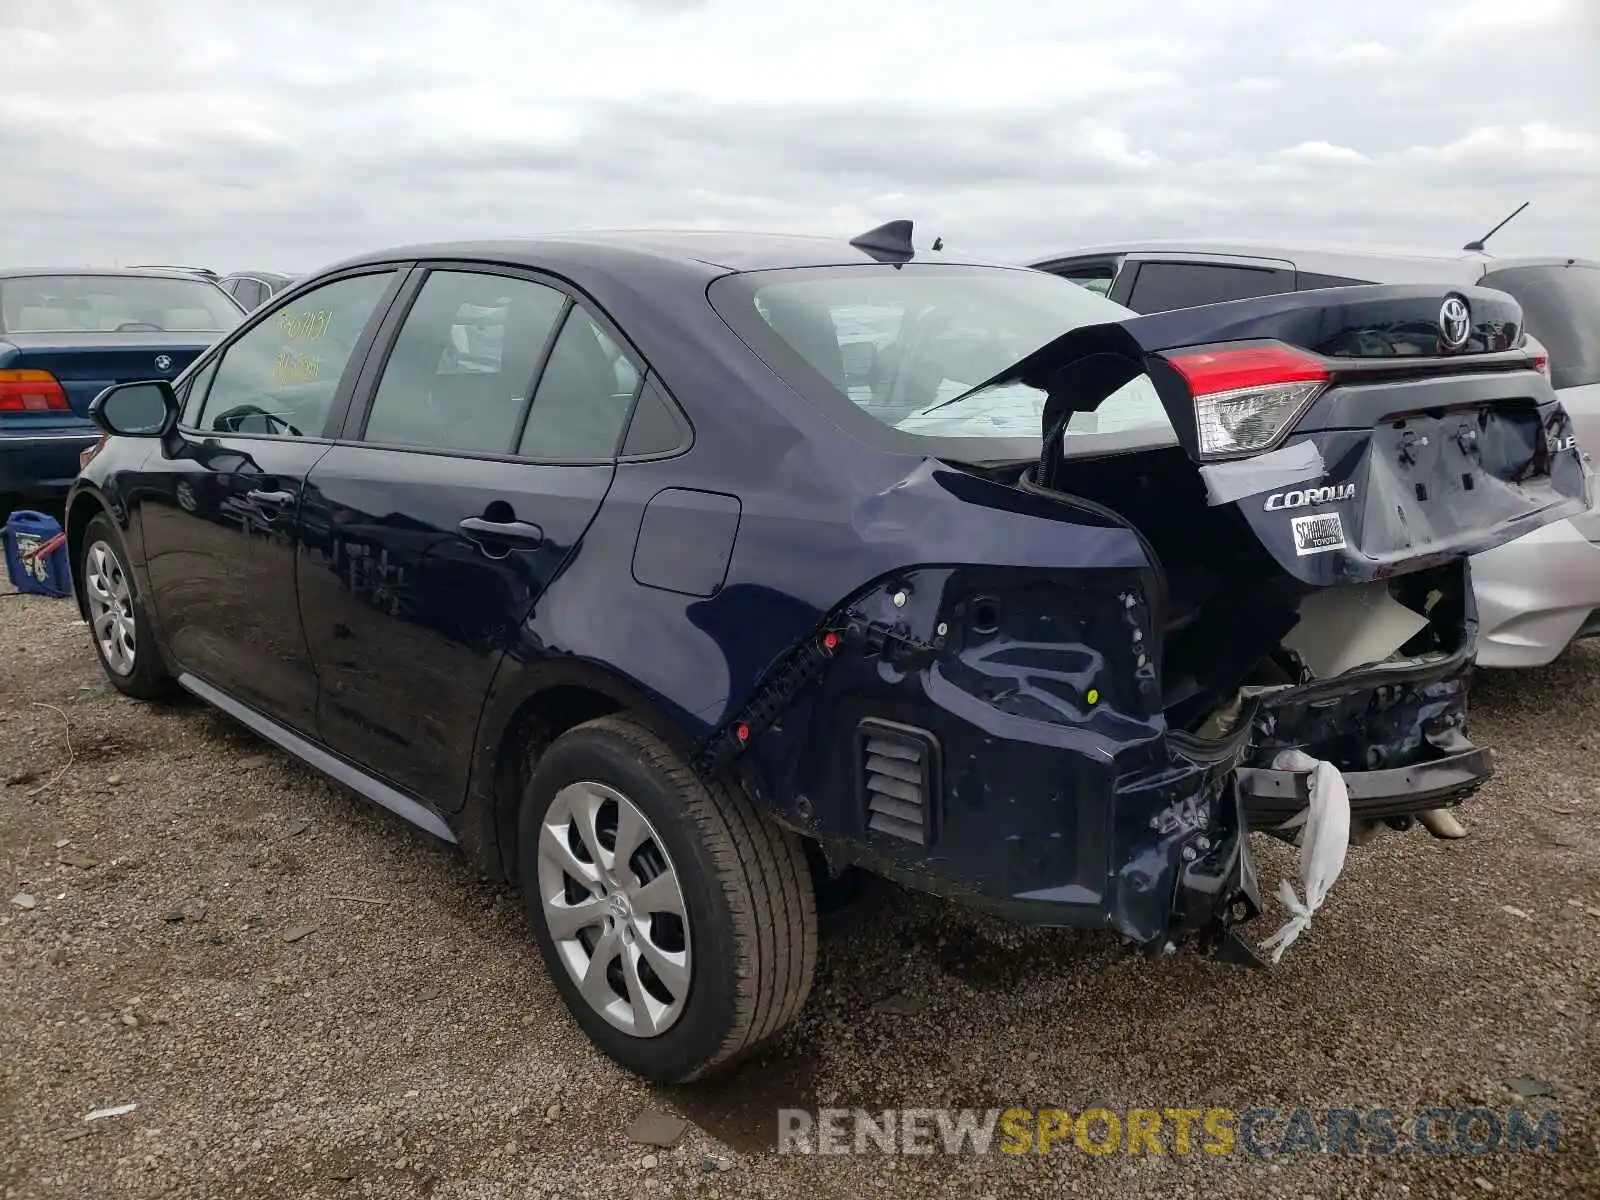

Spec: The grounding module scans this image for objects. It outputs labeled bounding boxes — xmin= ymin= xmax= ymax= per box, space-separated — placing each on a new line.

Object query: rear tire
xmin=518 ymin=714 xmax=817 ymax=1082
xmin=81 ymin=514 xmax=176 ymax=701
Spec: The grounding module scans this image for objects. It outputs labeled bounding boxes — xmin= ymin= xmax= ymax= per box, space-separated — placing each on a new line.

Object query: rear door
xmin=137 ymin=268 xmax=405 ymax=731
xmin=297 ymin=264 xmax=639 ymax=807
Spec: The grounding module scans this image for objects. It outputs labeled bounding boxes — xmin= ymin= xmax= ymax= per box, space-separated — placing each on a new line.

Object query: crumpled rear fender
xmin=712 ymin=564 xmax=1259 ymax=954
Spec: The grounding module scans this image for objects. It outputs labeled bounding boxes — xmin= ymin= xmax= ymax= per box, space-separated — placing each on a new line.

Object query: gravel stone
xmin=2 ymin=573 xmax=1595 ymax=1199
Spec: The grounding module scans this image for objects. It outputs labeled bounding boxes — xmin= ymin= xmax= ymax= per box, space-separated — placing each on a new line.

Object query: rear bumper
xmin=1237 ymin=745 xmax=1492 ymax=825
xmin=0 ymin=429 xmax=98 ymax=496
xmin=1472 ymin=517 xmax=1600 ymax=668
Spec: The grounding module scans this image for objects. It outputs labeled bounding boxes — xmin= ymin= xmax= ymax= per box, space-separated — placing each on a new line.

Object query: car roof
xmin=223 ymin=270 xmax=294 ymax=283
xmin=1027 ymin=239 xmax=1598 ymax=285
xmin=327 ymin=229 xmax=1008 ymax=279
xmin=0 ymin=267 xmax=229 ymax=283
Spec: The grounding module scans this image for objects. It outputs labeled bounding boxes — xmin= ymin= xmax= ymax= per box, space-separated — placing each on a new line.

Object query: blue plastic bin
xmin=3 ymin=510 xmax=73 ymax=598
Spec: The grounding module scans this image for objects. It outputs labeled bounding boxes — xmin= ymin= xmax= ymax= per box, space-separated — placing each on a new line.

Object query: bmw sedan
xmin=66 ymin=226 xmax=1585 ymax=1081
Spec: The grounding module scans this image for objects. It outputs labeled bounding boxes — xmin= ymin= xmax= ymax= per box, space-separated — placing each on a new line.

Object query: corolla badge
xmin=154 ymin=354 xmax=173 ymax=371
xmin=1438 ymin=297 xmax=1471 ymax=351
xmin=1264 ymin=483 xmax=1357 ymax=511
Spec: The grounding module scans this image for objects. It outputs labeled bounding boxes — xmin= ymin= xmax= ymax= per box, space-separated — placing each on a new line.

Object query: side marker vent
xmin=858 ymin=718 xmax=940 ymax=846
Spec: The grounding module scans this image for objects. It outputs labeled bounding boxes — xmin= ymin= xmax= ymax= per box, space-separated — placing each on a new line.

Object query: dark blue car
xmin=0 ymin=269 xmax=243 ymax=505
xmin=65 ymin=227 xmax=1586 ymax=1081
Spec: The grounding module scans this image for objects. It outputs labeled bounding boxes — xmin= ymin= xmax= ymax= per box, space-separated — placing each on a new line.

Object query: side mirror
xmin=90 ymin=380 xmax=179 ymax=438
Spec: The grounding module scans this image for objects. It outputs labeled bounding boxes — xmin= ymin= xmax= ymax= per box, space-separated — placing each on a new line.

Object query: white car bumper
xmin=1472 ymin=516 xmax=1600 ymax=668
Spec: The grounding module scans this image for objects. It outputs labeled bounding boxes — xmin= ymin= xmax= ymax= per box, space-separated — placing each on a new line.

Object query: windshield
xmin=0 ymin=274 xmax=242 ymax=334
xmin=1481 ymin=263 xmax=1600 ymax=391
xmin=711 ymin=264 xmax=1174 ymax=447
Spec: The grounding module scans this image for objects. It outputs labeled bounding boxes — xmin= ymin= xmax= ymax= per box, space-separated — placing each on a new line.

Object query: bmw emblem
xmin=1438 ymin=297 xmax=1471 ymax=351
xmin=154 ymin=354 xmax=173 ymax=372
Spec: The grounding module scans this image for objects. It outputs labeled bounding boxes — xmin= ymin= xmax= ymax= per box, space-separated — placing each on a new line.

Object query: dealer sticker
xmin=1290 ymin=512 xmax=1346 ymax=556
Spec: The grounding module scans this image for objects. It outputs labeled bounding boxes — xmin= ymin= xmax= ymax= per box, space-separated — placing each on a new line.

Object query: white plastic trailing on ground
xmin=1258 ymin=750 xmax=1351 ymax=964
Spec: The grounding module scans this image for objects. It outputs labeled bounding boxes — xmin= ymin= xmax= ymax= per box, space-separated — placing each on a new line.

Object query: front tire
xmin=518 ymin=715 xmax=817 ymax=1082
xmin=80 ymin=514 xmax=176 ymax=701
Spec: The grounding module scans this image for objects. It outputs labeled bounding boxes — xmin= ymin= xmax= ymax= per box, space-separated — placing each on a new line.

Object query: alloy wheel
xmin=85 ymin=541 xmax=137 ymax=676
xmin=536 ymin=781 xmax=691 ymax=1037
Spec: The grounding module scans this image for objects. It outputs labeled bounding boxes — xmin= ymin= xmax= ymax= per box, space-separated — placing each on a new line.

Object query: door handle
xmin=458 ymin=516 xmax=544 ymax=550
xmin=246 ymin=489 xmax=295 ymax=506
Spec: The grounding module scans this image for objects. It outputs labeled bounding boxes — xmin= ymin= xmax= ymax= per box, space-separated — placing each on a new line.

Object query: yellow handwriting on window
xmin=276 ymin=308 xmax=334 ymax=342
xmin=272 ymin=350 xmax=321 ymax=384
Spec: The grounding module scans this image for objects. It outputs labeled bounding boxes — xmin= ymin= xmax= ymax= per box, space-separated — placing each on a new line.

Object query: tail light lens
xmin=1523 ymin=333 xmax=1550 ymax=377
xmin=0 ymin=369 xmax=70 ymax=412
xmin=1165 ymin=343 xmax=1330 ymax=458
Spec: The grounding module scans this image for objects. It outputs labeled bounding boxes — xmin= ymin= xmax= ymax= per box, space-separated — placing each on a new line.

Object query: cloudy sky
xmin=4 ymin=0 xmax=1596 ymax=273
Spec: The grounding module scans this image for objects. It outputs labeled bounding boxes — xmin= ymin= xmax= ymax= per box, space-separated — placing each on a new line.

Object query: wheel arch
xmin=64 ymin=487 xmax=115 ymax=622
xmin=461 ymin=657 xmax=705 ymax=885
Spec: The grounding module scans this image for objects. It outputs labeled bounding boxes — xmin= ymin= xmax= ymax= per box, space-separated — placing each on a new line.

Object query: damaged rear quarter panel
xmin=716 ymin=547 xmax=1259 ymax=945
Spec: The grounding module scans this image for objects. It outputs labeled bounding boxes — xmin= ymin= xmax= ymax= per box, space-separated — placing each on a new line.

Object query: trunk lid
xmin=0 ymin=332 xmax=216 ymax=419
xmin=1008 ymin=284 xmax=1589 ymax=585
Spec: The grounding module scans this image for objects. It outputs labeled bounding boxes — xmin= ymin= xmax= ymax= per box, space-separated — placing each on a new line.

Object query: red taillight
xmin=1164 ymin=344 xmax=1330 ymax=396
xmin=1164 ymin=342 xmax=1331 ymax=459
xmin=1530 ymin=353 xmax=1550 ymax=376
xmin=0 ymin=369 xmax=70 ymax=412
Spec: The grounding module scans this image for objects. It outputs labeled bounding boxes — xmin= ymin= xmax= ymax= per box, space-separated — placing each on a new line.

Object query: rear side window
xmin=1125 ymin=262 xmax=1293 ymax=314
xmin=362 ymin=270 xmax=566 ymax=454
xmin=1481 ymin=263 xmax=1600 ymax=390
xmin=1050 ymin=263 xmax=1117 ymax=297
xmin=1296 ymin=271 xmax=1370 ymax=291
xmin=516 ymin=310 xmax=641 ymax=460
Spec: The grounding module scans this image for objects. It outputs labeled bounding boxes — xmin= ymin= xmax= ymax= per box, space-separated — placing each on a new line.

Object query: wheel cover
xmin=537 ymin=781 xmax=692 ymax=1038
xmin=85 ymin=541 xmax=136 ymax=677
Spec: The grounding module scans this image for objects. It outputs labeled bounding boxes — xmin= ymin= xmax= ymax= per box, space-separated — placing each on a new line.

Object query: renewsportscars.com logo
xmin=777 ymin=1106 xmax=1561 ymax=1158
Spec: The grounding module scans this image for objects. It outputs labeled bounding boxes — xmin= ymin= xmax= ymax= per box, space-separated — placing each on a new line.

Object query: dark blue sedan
xmin=0 ymin=268 xmax=243 ymax=506
xmin=64 ymin=226 xmax=1586 ymax=1081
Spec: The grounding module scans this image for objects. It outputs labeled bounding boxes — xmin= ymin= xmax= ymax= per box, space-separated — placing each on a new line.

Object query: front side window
xmin=710 ymin=264 xmax=1174 ymax=450
xmin=178 ymin=356 xmax=222 ymax=427
xmin=516 ymin=310 xmax=641 ymax=459
xmin=0 ymin=273 xmax=242 ymax=333
xmin=363 ymin=271 xmax=566 ymax=454
xmin=193 ymin=272 xmax=395 ymax=439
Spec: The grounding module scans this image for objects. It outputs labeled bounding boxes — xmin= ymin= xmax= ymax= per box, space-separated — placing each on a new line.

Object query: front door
xmin=297 ymin=266 xmax=640 ymax=807
xmin=137 ymin=269 xmax=403 ymax=731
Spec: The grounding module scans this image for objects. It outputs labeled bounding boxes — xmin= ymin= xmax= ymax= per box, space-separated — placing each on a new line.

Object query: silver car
xmin=1028 ymin=241 xmax=1600 ymax=668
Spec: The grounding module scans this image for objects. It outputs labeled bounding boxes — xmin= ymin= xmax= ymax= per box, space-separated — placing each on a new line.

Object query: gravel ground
xmin=1 ymin=572 xmax=1595 ymax=1199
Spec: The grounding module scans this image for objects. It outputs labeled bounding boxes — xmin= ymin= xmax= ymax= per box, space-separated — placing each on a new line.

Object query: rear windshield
xmin=1480 ymin=263 xmax=1600 ymax=391
xmin=709 ymin=264 xmax=1173 ymax=449
xmin=0 ymin=274 xmax=242 ymax=334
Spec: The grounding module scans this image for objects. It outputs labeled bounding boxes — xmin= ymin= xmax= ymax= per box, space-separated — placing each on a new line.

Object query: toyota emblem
xmin=154 ymin=354 xmax=173 ymax=371
xmin=1438 ymin=297 xmax=1471 ymax=351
